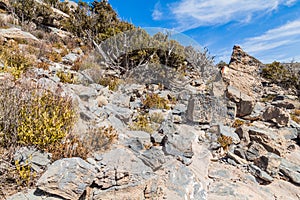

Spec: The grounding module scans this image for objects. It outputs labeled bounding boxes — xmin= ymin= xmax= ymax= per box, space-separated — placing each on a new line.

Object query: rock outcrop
xmin=222 ymin=45 xmax=264 ymax=98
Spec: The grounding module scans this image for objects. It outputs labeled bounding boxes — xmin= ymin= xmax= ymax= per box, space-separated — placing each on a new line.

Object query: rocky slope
xmin=1 ymin=36 xmax=299 ymax=200
xmin=0 ymin=1 xmax=300 ymax=200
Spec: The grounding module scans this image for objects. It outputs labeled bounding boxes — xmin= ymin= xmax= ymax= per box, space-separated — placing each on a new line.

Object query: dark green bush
xmin=261 ymin=61 xmax=299 ymax=90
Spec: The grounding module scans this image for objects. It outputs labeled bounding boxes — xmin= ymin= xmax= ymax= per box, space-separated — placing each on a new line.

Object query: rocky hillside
xmin=1 ymin=1 xmax=300 ymax=200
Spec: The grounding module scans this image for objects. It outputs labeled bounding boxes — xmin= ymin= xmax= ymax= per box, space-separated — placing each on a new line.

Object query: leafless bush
xmin=83 ymin=124 xmax=118 ymax=152
xmin=93 ymin=28 xmax=215 ymax=84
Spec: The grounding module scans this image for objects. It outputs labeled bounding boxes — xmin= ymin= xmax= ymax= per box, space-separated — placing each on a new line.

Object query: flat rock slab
xmin=0 ymin=28 xmax=38 ymax=41
xmin=93 ymin=148 xmax=154 ymax=190
xmin=165 ymin=162 xmax=206 ymax=200
xmin=6 ymin=189 xmax=63 ymax=200
xmin=37 ymin=157 xmax=96 ymax=200
xmin=163 ymin=124 xmax=196 ymax=163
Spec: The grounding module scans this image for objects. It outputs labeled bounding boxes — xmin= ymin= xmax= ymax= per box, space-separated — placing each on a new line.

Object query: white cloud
xmin=285 ymin=0 xmax=297 ymax=6
xmin=241 ymin=19 xmax=300 ymax=62
xmin=161 ymin=0 xmax=297 ymax=31
xmin=152 ymin=2 xmax=163 ymax=20
xmin=242 ymin=19 xmax=300 ymax=52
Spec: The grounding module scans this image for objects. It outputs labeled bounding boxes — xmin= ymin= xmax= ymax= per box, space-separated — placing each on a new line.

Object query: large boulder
xmin=228 ymin=45 xmax=262 ymax=73
xmin=186 ymin=94 xmax=228 ymax=124
xmin=186 ymin=95 xmax=213 ymax=123
xmin=262 ymin=106 xmax=290 ymax=127
xmin=226 ymin=85 xmax=255 ymax=117
xmin=37 ymin=158 xmax=96 ymax=200
xmin=248 ymin=125 xmax=286 ymax=156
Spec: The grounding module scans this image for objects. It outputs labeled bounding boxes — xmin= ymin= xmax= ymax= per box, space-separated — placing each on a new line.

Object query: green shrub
xmin=17 ymin=91 xmax=76 ymax=149
xmin=0 ymin=85 xmax=78 ymax=194
xmin=56 ymin=70 xmax=77 ymax=84
xmin=0 ymin=42 xmax=34 ymax=79
xmin=261 ymin=61 xmax=299 ymax=90
xmin=0 ymin=85 xmax=77 ymax=150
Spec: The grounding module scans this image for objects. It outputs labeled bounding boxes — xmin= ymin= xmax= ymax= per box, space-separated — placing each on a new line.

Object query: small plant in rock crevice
xmin=130 ymin=113 xmax=154 ymax=133
xmin=98 ymin=76 xmax=121 ymax=91
xmin=232 ymin=119 xmax=245 ymax=128
xmin=46 ymin=134 xmax=89 ymax=161
xmin=261 ymin=94 xmax=277 ymax=103
xmin=150 ymin=112 xmax=164 ymax=124
xmin=83 ymin=125 xmax=118 ymax=152
xmin=56 ymin=70 xmax=77 ymax=84
xmin=217 ymin=135 xmax=233 ymax=151
xmin=47 ymin=51 xmax=62 ymax=62
xmin=142 ymin=93 xmax=170 ymax=109
xmin=14 ymin=158 xmax=36 ymax=187
xmin=291 ymin=109 xmax=300 ymax=124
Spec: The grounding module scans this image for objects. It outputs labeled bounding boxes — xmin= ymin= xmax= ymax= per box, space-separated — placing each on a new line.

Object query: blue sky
xmin=106 ymin=0 xmax=300 ymax=63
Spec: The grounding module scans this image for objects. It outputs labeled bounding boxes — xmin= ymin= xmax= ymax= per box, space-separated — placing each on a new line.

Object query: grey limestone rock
xmin=93 ymin=148 xmax=154 ymax=190
xmin=280 ymin=159 xmax=300 ymax=185
xmin=262 ymin=106 xmax=290 ymax=127
xmin=254 ymin=153 xmax=282 ymax=177
xmin=248 ymin=164 xmax=274 ymax=183
xmin=6 ymin=189 xmax=63 ymax=200
xmin=227 ymin=85 xmax=255 ymax=117
xmin=14 ymin=147 xmax=51 ymax=173
xmin=245 ymin=142 xmax=268 ymax=161
xmin=37 ymin=158 xmax=96 ymax=200
xmin=165 ymin=162 xmax=206 ymax=200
